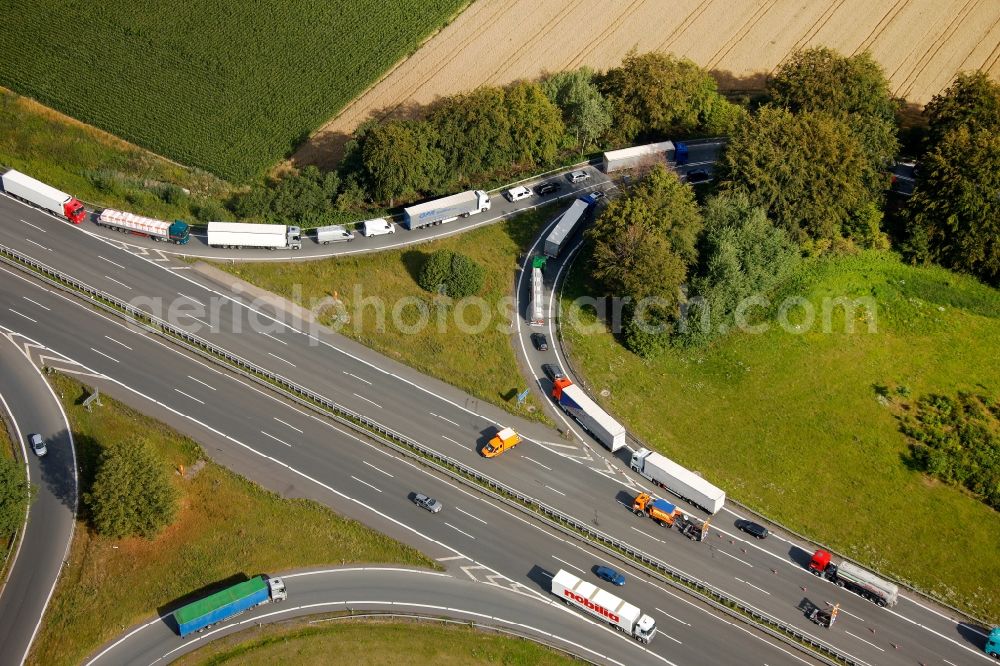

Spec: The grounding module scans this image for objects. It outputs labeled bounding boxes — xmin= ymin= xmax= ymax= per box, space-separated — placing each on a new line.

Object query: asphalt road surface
xmin=0 ymin=332 xmax=77 ymax=666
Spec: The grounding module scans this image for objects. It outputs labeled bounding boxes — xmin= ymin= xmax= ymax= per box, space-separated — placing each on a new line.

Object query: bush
xmin=84 ymin=439 xmax=178 ymax=539
xmin=0 ymin=456 xmax=33 ymax=537
xmin=417 ymin=250 xmax=485 ymax=298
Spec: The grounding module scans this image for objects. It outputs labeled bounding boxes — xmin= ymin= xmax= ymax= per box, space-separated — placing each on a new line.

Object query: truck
xmin=402 ymin=190 xmax=491 ymax=229
xmin=632 ymin=492 xmax=682 ymax=527
xmin=985 ymin=627 xmax=1000 ymax=658
xmin=207 ymin=221 xmax=301 ymax=250
xmin=542 ymin=198 xmax=589 ymax=258
xmin=601 ymin=141 xmax=688 ymax=173
xmin=173 ymin=575 xmax=287 ymax=637
xmin=807 ymin=549 xmax=899 ymax=607
xmin=528 ymin=256 xmax=545 ymax=326
xmin=482 ymin=426 xmax=521 ymax=458
xmin=551 ymin=569 xmax=656 ymax=643
xmin=551 ymin=378 xmax=626 ymax=452
xmin=629 ymin=448 xmax=725 ymax=514
xmin=2 ymin=169 xmax=86 ymax=223
xmin=97 ymin=209 xmax=190 ymax=244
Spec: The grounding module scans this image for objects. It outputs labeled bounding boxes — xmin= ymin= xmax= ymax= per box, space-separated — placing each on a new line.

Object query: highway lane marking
xmin=943 ymin=659 xmax=959 ymax=666
xmin=22 ymin=296 xmax=50 ymax=310
xmin=187 ymin=375 xmax=216 ymax=390
xmin=826 ymin=604 xmax=862 ymax=620
xmin=541 ymin=441 xmax=578 ymax=450
xmin=25 ymin=238 xmax=52 ymax=251
xmin=343 ymin=371 xmax=371 ymax=385
xmin=443 ymin=522 xmax=476 ymax=539
xmin=98 ymin=255 xmax=127 ymax=270
xmin=259 ymin=331 xmax=287 ymax=345
xmin=350 ymin=475 xmax=382 ymax=493
xmin=658 ymin=630 xmax=683 ymax=645
xmin=260 ymin=431 xmax=292 ymax=447
xmin=454 ymin=507 xmax=487 ymax=525
xmin=522 ymin=456 xmax=552 ymax=471
xmin=173 ymin=388 xmax=204 ymax=405
xmin=362 ymin=460 xmax=393 ymax=478
xmin=8 ymin=308 xmax=37 ymax=323
xmin=844 ymin=630 xmax=885 ymax=652
xmin=734 ymin=577 xmax=771 ymax=595
xmin=429 ymin=412 xmax=459 ymax=426
xmin=544 ymin=485 xmax=566 ymax=496
xmin=103 ymin=275 xmax=132 ymax=290
xmin=21 ymin=219 xmax=45 ymax=232
xmin=353 ymin=393 xmax=381 ymax=408
xmin=552 ymin=556 xmax=584 ymax=573
xmin=716 ymin=549 xmax=753 ymax=567
xmin=441 ymin=435 xmax=462 ymax=446
xmin=267 ymin=351 xmax=295 ymax=367
xmin=436 ymin=554 xmax=468 ymax=561
xmin=103 ymin=335 xmax=132 ymax=350
xmin=654 ymin=607 xmax=691 ymax=626
xmin=630 ymin=526 xmax=665 ymax=543
xmin=273 ymin=417 xmax=303 ymax=433
xmin=177 ymin=292 xmax=206 ymax=307
xmin=88 ymin=347 xmax=119 ymax=363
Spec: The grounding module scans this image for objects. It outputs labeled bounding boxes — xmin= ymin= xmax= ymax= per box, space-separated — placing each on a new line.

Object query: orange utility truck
xmin=482 ymin=427 xmax=522 ymax=458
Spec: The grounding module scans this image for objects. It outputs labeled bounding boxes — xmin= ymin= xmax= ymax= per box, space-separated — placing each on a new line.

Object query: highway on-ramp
xmin=0 ymin=331 xmax=77 ymax=666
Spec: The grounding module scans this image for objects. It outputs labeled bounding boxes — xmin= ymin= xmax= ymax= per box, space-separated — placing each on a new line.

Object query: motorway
xmin=0 ymin=147 xmax=989 ymax=665
xmin=0 ymin=266 xmax=810 ymax=666
xmin=0 ymin=331 xmax=77 ymax=666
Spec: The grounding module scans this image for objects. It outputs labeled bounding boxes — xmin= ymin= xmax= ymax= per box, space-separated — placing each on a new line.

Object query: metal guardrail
xmin=0 ymin=243 xmax=856 ymax=665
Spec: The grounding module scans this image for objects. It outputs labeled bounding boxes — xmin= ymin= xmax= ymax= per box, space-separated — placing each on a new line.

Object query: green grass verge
xmin=174 ymin=619 xmax=578 ymax=666
xmin=214 ymin=208 xmax=555 ymax=422
xmin=562 ymin=250 xmax=1000 ymax=622
xmin=0 ymin=0 xmax=469 ymax=181
xmin=29 ymin=374 xmax=436 ymax=666
xmin=0 ymin=411 xmax=13 ymax=461
xmin=0 ymin=88 xmax=232 ymax=219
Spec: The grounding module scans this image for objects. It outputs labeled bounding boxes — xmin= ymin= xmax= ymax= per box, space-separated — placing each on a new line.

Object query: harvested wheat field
xmin=294 ymin=0 xmax=1000 ymax=168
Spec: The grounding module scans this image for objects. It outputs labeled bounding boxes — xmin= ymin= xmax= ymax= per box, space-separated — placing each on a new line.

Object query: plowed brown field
xmin=293 ymin=0 xmax=1000 ymax=169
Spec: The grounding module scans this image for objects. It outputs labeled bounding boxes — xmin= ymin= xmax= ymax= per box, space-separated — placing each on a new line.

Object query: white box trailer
xmin=602 ymin=141 xmax=674 ymax=173
xmin=97 ymin=209 xmax=190 ymax=244
xmin=528 ymin=262 xmax=545 ymax=326
xmin=551 ymin=569 xmax=656 ymax=643
xmin=543 ymin=199 xmax=589 ymax=258
xmin=403 ymin=190 xmax=491 ymax=229
xmin=2 ymin=169 xmax=86 ymax=223
xmin=630 ymin=448 xmax=725 ymax=514
xmin=207 ymin=221 xmax=301 ymax=250
xmin=553 ymin=381 xmax=626 ymax=452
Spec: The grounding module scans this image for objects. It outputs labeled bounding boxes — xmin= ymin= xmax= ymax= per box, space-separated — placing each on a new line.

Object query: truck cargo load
xmin=403 ymin=190 xmax=491 ymax=229
xmin=207 ymin=222 xmax=301 ymax=250
xmin=173 ymin=575 xmax=286 ymax=637
xmin=632 ymin=492 xmax=681 ymax=527
xmin=543 ymin=199 xmax=589 ymax=258
xmin=528 ymin=256 xmax=545 ymax=326
xmin=601 ymin=141 xmax=688 ymax=172
xmin=551 ymin=569 xmax=656 ymax=643
xmin=808 ymin=550 xmax=898 ymax=607
xmin=630 ymin=448 xmax=725 ymax=514
xmin=552 ymin=378 xmax=626 ymax=452
xmin=2 ymin=169 xmax=86 ymax=223
xmin=97 ymin=209 xmax=190 ymax=244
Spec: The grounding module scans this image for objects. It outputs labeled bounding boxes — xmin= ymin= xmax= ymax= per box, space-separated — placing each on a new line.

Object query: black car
xmin=531 ymin=332 xmax=548 ymax=351
xmin=736 ymin=519 xmax=768 ymax=539
xmin=686 ymin=169 xmax=711 ymax=184
xmin=537 ymin=181 xmax=562 ymax=196
xmin=542 ymin=363 xmax=565 ymax=381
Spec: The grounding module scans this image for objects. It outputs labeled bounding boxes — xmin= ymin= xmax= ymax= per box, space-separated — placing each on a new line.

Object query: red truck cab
xmin=551 ymin=376 xmax=572 ymax=400
xmin=64 ymin=198 xmax=86 ymax=224
xmin=809 ymin=549 xmax=832 ymax=575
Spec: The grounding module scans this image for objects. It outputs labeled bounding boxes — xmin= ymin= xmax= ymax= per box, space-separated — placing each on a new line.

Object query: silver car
xmin=29 ymin=433 xmax=47 ymax=457
xmin=412 ymin=492 xmax=443 ymax=513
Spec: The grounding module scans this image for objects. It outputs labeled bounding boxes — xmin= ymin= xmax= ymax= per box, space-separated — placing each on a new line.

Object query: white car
xmin=361 ymin=218 xmax=395 ymax=237
xmin=29 ymin=433 xmax=47 ymax=457
xmin=506 ymin=185 xmax=532 ymax=202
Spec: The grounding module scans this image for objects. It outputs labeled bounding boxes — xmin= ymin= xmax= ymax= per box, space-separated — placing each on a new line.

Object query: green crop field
xmin=563 ymin=251 xmax=1000 ymax=622
xmin=0 ymin=0 xmax=468 ymax=181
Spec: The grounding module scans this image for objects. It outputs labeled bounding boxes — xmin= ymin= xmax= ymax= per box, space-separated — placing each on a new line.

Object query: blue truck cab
xmin=986 ymin=626 xmax=1000 ymax=658
xmin=169 ymin=220 xmax=191 ymax=244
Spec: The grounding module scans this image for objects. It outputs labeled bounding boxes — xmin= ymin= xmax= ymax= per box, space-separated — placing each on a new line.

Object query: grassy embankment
xmin=563 ymin=250 xmax=1000 ymax=621
xmin=216 ymin=207 xmax=555 ymax=422
xmin=30 ymin=374 xmax=436 ymax=666
xmin=175 ymin=620 xmax=577 ymax=666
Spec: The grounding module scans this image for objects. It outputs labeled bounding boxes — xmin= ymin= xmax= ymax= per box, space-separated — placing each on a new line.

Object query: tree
xmin=231 ymin=166 xmax=339 ymax=225
xmin=598 ymin=52 xmax=736 ymax=144
xmin=722 ymin=106 xmax=884 ymax=248
xmin=542 ymin=68 xmax=613 ymax=148
xmin=360 ymin=120 xmax=441 ymax=205
xmin=0 ymin=456 xmax=33 ymax=537
xmin=769 ymin=47 xmax=899 ymax=171
xmin=904 ymin=125 xmax=1000 ymax=284
xmin=84 ymin=440 xmax=178 ymax=539
xmin=677 ymin=193 xmax=799 ymax=346
xmin=417 ymin=250 xmax=485 ymax=298
xmin=429 ymin=87 xmax=514 ymax=184
xmin=503 ymin=81 xmax=565 ymax=167
xmin=923 ymin=71 xmax=1000 ymax=144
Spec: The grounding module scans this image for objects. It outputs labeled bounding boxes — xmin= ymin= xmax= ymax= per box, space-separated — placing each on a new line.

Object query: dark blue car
xmin=595 ymin=566 xmax=625 ymax=586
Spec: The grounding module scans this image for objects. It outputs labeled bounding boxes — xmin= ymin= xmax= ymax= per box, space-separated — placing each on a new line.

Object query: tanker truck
xmin=807 ymin=549 xmax=899 ymax=607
